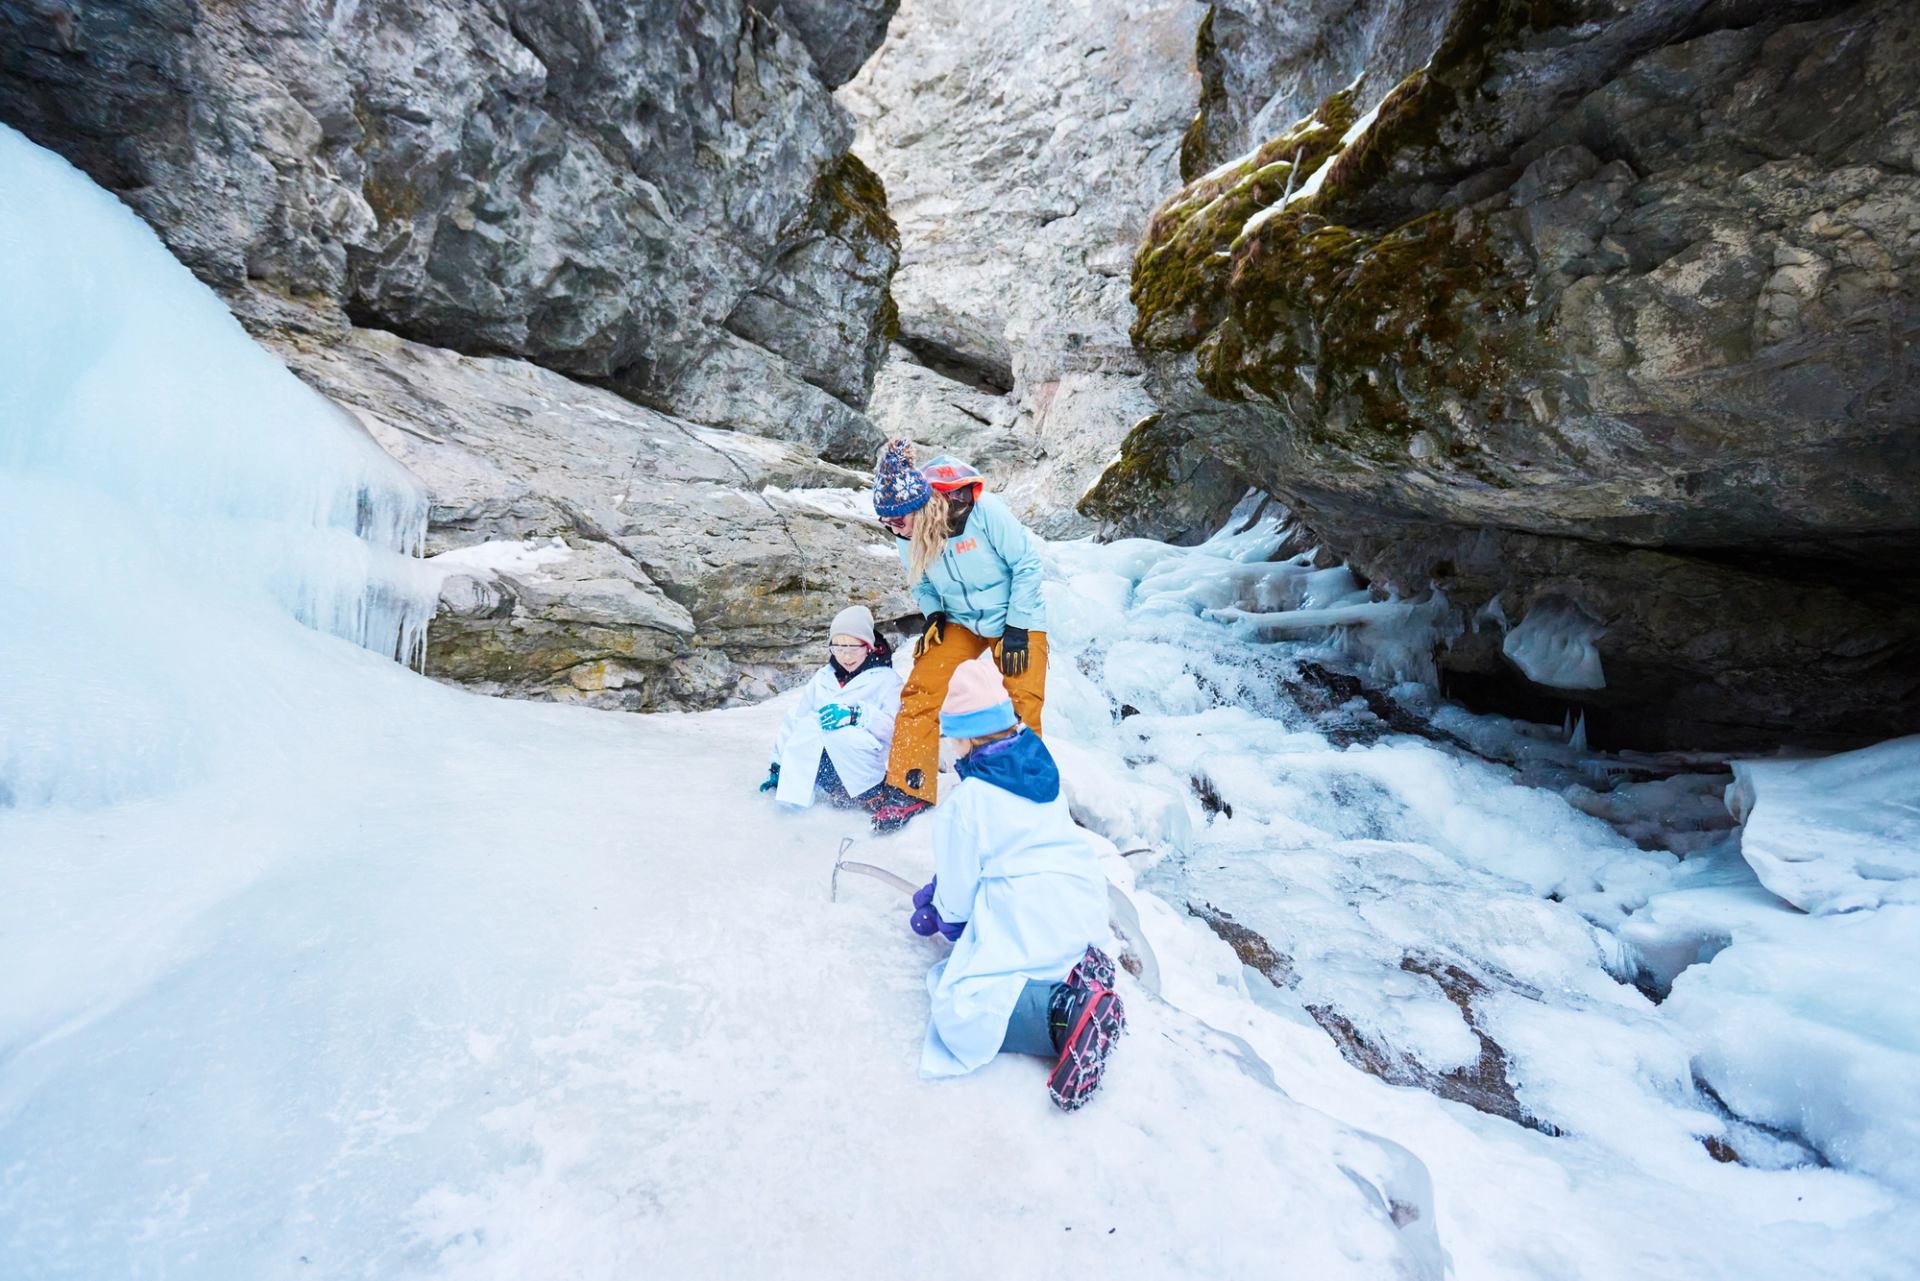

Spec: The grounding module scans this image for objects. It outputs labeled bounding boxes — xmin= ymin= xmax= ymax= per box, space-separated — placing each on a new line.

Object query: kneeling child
xmin=909 ymin=654 xmax=1126 ymax=1111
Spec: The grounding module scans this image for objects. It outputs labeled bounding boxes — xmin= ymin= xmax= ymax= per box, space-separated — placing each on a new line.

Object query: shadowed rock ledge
xmin=1116 ymin=0 xmax=1920 ymax=748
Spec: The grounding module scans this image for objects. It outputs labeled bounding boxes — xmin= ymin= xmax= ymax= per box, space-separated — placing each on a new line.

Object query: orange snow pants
xmin=885 ymin=623 xmax=1047 ymax=803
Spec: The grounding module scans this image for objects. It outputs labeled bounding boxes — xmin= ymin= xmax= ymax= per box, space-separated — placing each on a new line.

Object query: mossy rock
xmin=1078 ymin=413 xmax=1248 ymax=543
xmin=1210 ymin=206 xmax=1534 ymax=472
xmin=1131 ymin=83 xmax=1361 ymax=352
xmin=814 ymin=151 xmax=900 ymax=253
xmin=1132 ymin=67 xmax=1543 ymax=479
xmin=1077 ymin=414 xmax=1173 ymax=520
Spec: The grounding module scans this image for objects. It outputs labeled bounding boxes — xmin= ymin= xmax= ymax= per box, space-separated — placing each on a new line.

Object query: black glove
xmin=915 ymin=611 xmax=949 ymax=661
xmin=998 ymin=626 xmax=1030 ymax=677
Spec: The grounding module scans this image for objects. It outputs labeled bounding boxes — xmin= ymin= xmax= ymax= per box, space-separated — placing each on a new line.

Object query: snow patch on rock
xmin=1726 ymin=736 xmax=1920 ymax=914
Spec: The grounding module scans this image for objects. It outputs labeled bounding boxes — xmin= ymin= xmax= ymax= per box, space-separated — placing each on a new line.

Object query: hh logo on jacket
xmin=952 ymin=537 xmax=979 ymax=554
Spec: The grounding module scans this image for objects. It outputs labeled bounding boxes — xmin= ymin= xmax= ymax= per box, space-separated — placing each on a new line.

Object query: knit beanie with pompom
xmin=872 ymin=438 xmax=932 ymax=519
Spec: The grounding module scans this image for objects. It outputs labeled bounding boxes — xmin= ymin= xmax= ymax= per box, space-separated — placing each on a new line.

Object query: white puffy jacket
xmin=770 ymin=661 xmax=904 ymax=807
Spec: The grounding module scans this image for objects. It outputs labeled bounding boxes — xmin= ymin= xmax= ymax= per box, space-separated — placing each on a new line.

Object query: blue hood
xmin=954 ymin=729 xmax=1060 ymax=803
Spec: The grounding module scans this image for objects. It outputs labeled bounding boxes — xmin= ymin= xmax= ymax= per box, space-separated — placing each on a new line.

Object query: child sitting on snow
xmin=908 ymin=654 xmax=1126 ymax=1111
xmin=760 ymin=606 xmax=903 ymax=810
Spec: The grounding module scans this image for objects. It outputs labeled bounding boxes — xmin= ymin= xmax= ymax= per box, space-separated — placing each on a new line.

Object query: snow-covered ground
xmin=5 ymin=125 xmax=1918 ymax=1280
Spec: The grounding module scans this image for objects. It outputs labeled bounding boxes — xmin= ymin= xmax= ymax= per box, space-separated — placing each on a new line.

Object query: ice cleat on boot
xmin=1046 ymin=946 xmax=1126 ymax=1112
xmin=867 ymin=783 xmax=931 ymax=834
xmin=1066 ymin=942 xmax=1118 ymax=991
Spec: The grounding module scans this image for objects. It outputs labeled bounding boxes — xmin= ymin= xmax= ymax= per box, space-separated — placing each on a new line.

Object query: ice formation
xmin=1502 ymin=595 xmax=1607 ymax=689
xmin=1041 ymin=501 xmax=1919 ymax=1277
xmin=0 ymin=125 xmax=436 ymax=809
xmin=1726 ymin=736 xmax=1920 ymax=913
xmin=4 ymin=125 xmax=1917 ymax=1281
xmin=1625 ymin=735 xmax=1920 ymax=1197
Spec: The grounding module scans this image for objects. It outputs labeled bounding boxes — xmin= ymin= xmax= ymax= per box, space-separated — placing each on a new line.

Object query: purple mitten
xmin=909 ymin=879 xmax=965 ymax=939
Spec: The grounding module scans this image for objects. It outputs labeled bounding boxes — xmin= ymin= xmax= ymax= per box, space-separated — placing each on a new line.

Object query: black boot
xmin=1046 ymin=946 xmax=1127 ymax=1112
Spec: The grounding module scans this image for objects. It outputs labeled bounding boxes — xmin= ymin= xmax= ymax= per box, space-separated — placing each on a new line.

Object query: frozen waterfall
xmin=0 ymin=125 xmax=437 ymax=808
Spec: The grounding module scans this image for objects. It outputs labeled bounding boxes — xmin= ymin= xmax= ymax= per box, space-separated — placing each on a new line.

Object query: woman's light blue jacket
xmin=896 ymin=493 xmax=1048 ymax=638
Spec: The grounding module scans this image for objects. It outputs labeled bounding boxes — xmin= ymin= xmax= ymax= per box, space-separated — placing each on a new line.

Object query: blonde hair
xmin=906 ymin=487 xmax=952 ymax=584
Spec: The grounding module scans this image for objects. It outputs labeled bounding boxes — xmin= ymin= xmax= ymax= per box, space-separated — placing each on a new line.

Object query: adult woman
xmin=866 ymin=438 xmax=1048 ymax=832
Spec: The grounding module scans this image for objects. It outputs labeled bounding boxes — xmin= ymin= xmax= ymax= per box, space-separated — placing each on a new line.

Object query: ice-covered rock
xmin=1502 ymin=597 xmax=1606 ymax=691
xmin=1727 ymin=736 xmax=1920 ymax=915
xmin=1663 ymin=903 xmax=1920 ymax=1196
xmin=1036 ymin=507 xmax=1920 ymax=1274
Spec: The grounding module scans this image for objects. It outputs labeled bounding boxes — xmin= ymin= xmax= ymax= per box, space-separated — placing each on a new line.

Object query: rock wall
xmin=1178 ymin=0 xmax=1450 ymax=181
xmin=274 ymin=326 xmax=915 ymax=710
xmin=1122 ymin=0 xmax=1920 ymax=748
xmin=0 ymin=0 xmax=912 ymax=708
xmin=0 ymin=0 xmax=897 ymax=460
xmin=841 ymin=0 xmax=1217 ymax=534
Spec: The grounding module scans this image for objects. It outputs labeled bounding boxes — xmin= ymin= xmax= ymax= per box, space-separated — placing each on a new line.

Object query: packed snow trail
xmin=5 ymin=126 xmax=1918 ymax=1280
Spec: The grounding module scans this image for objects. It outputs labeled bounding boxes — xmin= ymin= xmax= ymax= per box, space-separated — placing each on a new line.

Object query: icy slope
xmin=1727 ymin=736 xmax=1920 ymax=913
xmin=1 ymin=691 xmax=1444 ymax=1279
xmin=0 ymin=124 xmax=435 ymax=811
